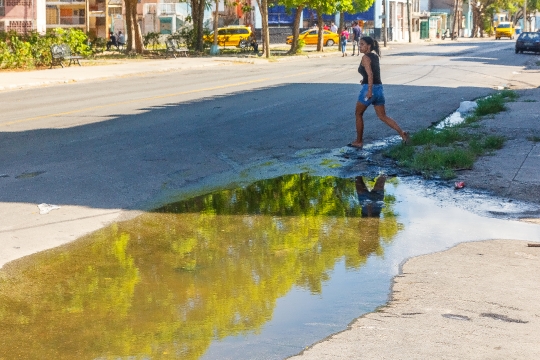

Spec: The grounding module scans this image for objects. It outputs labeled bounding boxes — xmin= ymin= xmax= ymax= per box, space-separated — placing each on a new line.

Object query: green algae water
xmin=0 ymin=174 xmax=538 ymax=360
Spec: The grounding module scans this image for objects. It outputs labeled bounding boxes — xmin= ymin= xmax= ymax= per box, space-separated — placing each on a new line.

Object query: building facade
xmin=0 ymin=0 xmax=46 ymax=33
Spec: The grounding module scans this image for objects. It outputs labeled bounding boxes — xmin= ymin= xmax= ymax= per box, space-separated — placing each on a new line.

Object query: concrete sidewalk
xmin=0 ymin=47 xmax=341 ymax=92
xmin=457 ymin=68 xmax=540 ymax=205
xmin=0 ymin=56 xmax=258 ymax=92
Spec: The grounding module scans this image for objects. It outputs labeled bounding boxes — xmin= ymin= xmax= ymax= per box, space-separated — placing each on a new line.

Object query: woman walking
xmin=348 ymin=37 xmax=409 ymax=149
xmin=340 ymin=28 xmax=349 ymax=57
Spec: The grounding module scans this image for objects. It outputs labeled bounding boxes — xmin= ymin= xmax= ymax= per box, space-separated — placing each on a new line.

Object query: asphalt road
xmin=0 ymin=39 xmax=533 ymax=266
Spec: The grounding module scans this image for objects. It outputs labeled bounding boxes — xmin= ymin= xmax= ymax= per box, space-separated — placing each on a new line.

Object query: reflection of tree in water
xmin=0 ymin=174 xmax=403 ymax=360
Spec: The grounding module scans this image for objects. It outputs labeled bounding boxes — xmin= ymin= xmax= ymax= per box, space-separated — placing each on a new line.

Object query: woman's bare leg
xmin=374 ymin=105 xmax=410 ymax=143
xmin=351 ymin=102 xmax=368 ymax=148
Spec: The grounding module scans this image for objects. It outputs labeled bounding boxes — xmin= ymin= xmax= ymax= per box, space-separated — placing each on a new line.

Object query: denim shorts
xmin=358 ymin=84 xmax=385 ymax=106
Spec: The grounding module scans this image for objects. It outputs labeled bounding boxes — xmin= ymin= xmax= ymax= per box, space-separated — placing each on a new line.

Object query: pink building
xmin=0 ymin=0 xmax=46 ymax=33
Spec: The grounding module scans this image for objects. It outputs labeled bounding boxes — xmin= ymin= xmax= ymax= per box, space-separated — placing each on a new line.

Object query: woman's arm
xmin=361 ymin=55 xmax=373 ymax=99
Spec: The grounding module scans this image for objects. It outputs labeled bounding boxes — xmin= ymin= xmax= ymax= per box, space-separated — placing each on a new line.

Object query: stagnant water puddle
xmin=1 ymin=174 xmax=539 ymax=360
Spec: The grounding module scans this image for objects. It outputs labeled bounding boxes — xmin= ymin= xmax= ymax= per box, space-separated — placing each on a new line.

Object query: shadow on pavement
xmin=0 ymin=82 xmax=499 ymax=211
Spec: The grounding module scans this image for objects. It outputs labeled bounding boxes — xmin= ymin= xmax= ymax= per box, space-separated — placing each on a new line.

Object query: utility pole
xmin=383 ymin=0 xmax=387 ymax=47
xmin=407 ymin=0 xmax=412 ymax=42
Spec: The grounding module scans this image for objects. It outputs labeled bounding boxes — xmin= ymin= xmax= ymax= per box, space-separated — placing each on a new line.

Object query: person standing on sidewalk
xmin=351 ymin=21 xmax=362 ymax=56
xmin=340 ymin=28 xmax=349 ymax=57
xmin=330 ymin=21 xmax=338 ymax=34
xmin=348 ymin=37 xmax=409 ymax=149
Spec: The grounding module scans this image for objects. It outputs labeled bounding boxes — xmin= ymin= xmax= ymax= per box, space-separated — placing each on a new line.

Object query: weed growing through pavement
xmin=527 ymin=135 xmax=540 ymax=142
xmin=475 ymin=90 xmax=517 ymax=116
xmin=384 ymin=90 xmax=514 ymax=179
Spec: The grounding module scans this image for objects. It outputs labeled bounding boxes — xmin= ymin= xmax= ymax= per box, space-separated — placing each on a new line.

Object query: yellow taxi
xmin=205 ymin=25 xmax=252 ymax=46
xmin=286 ymin=29 xmax=339 ymax=46
xmin=495 ymin=22 xmax=515 ymax=40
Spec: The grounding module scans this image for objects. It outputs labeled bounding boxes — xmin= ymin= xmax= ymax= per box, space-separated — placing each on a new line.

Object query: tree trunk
xmin=191 ymin=0 xmax=200 ymax=33
xmin=316 ymin=9 xmax=323 ymax=52
xmin=288 ymin=5 xmax=304 ymax=54
xmin=451 ymin=0 xmax=463 ymax=37
xmin=471 ymin=6 xmax=478 ymax=37
xmin=125 ymin=0 xmax=133 ymax=52
xmin=197 ymin=0 xmax=205 ymax=51
xmin=255 ymin=0 xmax=270 ymax=58
xmin=338 ymin=12 xmax=344 ymax=34
xmin=131 ymin=1 xmax=143 ymax=53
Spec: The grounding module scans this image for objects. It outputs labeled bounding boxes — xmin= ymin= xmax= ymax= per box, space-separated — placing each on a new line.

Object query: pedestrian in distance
xmin=249 ymin=34 xmax=259 ymax=54
xmin=330 ymin=21 xmax=338 ymax=34
xmin=106 ymin=32 xmax=118 ymax=51
xmin=351 ymin=21 xmax=362 ymax=56
xmin=340 ymin=28 xmax=349 ymax=57
xmin=117 ymin=31 xmax=126 ymax=49
xmin=348 ymin=36 xmax=410 ymax=149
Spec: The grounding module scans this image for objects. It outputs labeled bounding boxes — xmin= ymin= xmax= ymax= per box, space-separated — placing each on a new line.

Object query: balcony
xmin=61 ymin=16 xmax=85 ymax=25
xmin=46 ymin=16 xmax=86 ymax=27
xmin=158 ymin=3 xmax=176 ymax=15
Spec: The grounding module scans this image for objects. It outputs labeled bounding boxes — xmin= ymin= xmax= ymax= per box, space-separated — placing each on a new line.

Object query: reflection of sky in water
xmin=202 ymin=178 xmax=540 ymax=360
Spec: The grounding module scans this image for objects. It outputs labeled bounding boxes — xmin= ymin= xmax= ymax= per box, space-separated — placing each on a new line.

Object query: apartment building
xmin=0 ymin=0 xmax=46 ymax=33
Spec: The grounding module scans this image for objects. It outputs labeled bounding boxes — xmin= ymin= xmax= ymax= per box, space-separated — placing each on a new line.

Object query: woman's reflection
xmin=355 ymin=175 xmax=387 ymax=260
xmin=355 ymin=175 xmax=387 ymax=218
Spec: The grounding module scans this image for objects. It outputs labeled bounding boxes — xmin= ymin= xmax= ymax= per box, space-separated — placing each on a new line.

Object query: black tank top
xmin=358 ymin=53 xmax=382 ymax=85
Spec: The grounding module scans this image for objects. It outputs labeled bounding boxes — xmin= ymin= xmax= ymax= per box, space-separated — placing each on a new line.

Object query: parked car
xmin=286 ymin=29 xmax=339 ymax=46
xmin=495 ymin=22 xmax=515 ymax=40
xmin=204 ymin=26 xmax=252 ymax=47
xmin=515 ymin=32 xmax=540 ymax=54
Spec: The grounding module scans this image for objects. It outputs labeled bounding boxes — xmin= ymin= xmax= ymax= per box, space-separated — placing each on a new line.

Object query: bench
xmin=165 ymin=40 xmax=189 ymax=58
xmin=50 ymin=44 xmax=83 ymax=69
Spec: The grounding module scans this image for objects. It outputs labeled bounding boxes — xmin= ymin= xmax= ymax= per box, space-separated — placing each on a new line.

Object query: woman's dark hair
xmin=361 ymin=36 xmax=381 ymax=57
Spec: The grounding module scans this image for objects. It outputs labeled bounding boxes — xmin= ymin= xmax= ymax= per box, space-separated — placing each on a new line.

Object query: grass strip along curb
xmin=384 ymin=90 xmax=517 ymax=179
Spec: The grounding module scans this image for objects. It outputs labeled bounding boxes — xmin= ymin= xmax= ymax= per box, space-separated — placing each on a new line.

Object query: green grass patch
xmin=385 ymin=128 xmax=506 ymax=179
xmin=474 ymin=90 xmax=517 ymax=116
xmin=527 ymin=135 xmax=540 ymax=142
xmin=522 ymin=99 xmax=537 ymax=102
xmin=409 ymin=128 xmax=466 ymax=146
xmin=385 ymin=90 xmax=514 ymax=179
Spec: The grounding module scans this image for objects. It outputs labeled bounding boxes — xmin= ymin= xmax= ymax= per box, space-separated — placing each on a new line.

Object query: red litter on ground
xmin=455 ymin=181 xmax=465 ymax=189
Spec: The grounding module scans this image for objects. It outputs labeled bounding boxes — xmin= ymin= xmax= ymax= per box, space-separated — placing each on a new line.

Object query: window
xmin=238 ymin=28 xmax=248 ymax=34
xmin=0 ymin=0 xmax=5 ymax=16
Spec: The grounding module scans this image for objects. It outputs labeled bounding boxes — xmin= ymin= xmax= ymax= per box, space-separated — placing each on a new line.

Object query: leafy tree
xmin=281 ymin=0 xmax=374 ymax=53
xmin=278 ymin=0 xmax=308 ymax=54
